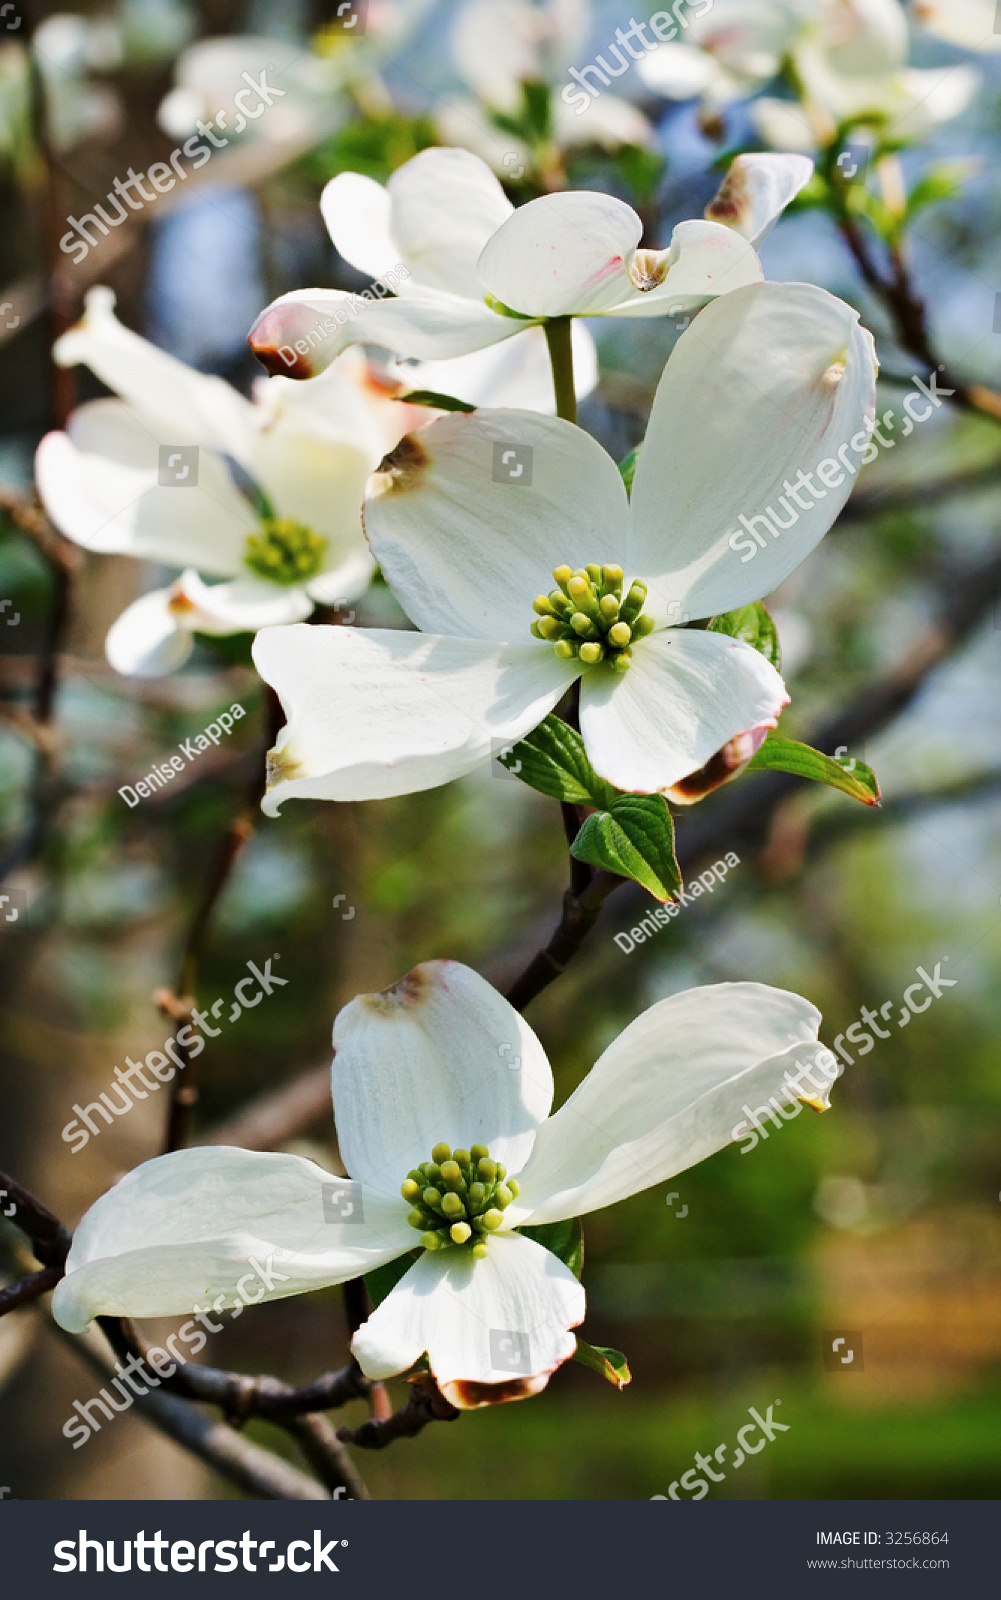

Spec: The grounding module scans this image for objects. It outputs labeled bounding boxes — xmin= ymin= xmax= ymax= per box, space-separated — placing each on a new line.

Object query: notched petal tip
xmin=666 ymin=718 xmax=780 ymax=806
xmin=360 ymin=962 xmax=437 ymax=1015
xmin=369 ymin=433 xmax=429 ymax=496
xmin=247 ymin=307 xmax=315 ymax=379
xmin=628 ymin=248 xmax=670 ymax=292
xmin=440 ymin=1373 xmax=553 ymax=1409
xmin=266 ymin=745 xmax=303 ymax=789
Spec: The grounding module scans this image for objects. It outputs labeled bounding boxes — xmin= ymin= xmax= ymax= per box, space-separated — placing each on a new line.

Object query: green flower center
xmin=530 ymin=564 xmax=656 ymax=672
xmin=401 ymin=1142 xmax=519 ymax=1259
xmin=243 ymin=518 xmax=327 ymax=586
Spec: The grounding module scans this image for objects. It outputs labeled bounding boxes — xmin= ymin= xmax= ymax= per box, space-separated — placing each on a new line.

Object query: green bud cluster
xmin=401 ymin=1141 xmax=520 ymax=1259
xmin=243 ymin=517 xmax=328 ymax=586
xmin=530 ymin=564 xmax=655 ymax=672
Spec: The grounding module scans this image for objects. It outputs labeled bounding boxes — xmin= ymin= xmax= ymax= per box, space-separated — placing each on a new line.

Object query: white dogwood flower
xmin=438 ymin=0 xmax=655 ymax=176
xmin=51 ymin=962 xmax=838 ymax=1408
xmin=35 ymin=288 xmax=406 ymax=676
xmin=254 ymin=279 xmax=875 ymax=810
xmin=639 ymin=0 xmax=979 ymax=147
xmin=247 ymin=145 xmax=813 ymax=380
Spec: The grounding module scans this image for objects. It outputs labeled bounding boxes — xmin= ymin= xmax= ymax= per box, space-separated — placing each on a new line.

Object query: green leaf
xmin=519 ymin=1217 xmax=584 ymax=1279
xmin=747 ymin=735 xmax=880 ymax=806
xmin=572 ymin=794 xmax=681 ymax=902
xmin=497 ymin=714 xmax=615 ymax=807
xmin=708 ymin=602 xmax=781 ymax=669
xmin=572 ymin=1337 xmax=631 ymax=1390
xmin=617 ymin=443 xmax=641 ymax=495
xmin=397 ymin=389 xmax=477 ymax=413
xmin=364 ymin=1254 xmax=414 ymax=1308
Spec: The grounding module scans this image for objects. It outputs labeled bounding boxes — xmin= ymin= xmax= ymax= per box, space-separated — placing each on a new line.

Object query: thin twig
xmin=283 ymin=1413 xmax=370 ymax=1499
xmin=338 ymin=1378 xmax=459 ymax=1450
xmin=0 ymin=1264 xmax=63 ymax=1317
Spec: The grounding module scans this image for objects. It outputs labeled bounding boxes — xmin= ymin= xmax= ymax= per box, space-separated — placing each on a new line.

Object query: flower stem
xmin=544 ymin=316 xmax=577 ymax=424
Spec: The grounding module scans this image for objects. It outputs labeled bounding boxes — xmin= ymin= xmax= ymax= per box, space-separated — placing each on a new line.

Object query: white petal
xmin=305 ymin=548 xmax=377 ymax=606
xmin=171 ymin=570 xmax=314 ymax=634
xmin=351 ymin=1230 xmax=583 ymax=1405
xmin=386 ymin=147 xmax=514 ymax=300
xmin=603 ymin=220 xmax=763 ymax=318
xmin=319 ymin=171 xmax=399 ymax=281
xmin=53 ymin=286 xmax=256 ymax=465
xmin=105 ymin=588 xmax=194 ymax=678
xmin=364 ymin=409 xmax=629 ymax=640
xmin=916 ymin=0 xmax=1001 ymax=52
xmin=392 ymin=320 xmax=598 ymax=411
xmin=627 ymin=281 xmax=877 ymax=620
xmin=704 ymin=152 xmax=814 ymax=246
xmin=749 ymin=96 xmax=818 ymax=152
xmin=511 ymin=983 xmax=835 ymax=1224
xmin=579 ymin=628 xmax=787 ymax=794
xmin=251 ymin=427 xmax=373 ymax=556
xmin=451 ymin=0 xmax=548 ymax=114
xmin=636 ymin=40 xmax=717 ymax=98
xmin=332 ymin=959 xmax=553 ymax=1195
xmin=553 ymin=91 xmax=654 ymax=150
xmin=249 ymin=287 xmax=523 ymax=378
xmin=51 ymin=1147 xmax=414 ymax=1333
xmin=891 ymin=66 xmax=980 ymax=134
xmin=478 ymin=189 xmax=642 ymax=317
xmin=253 ymin=625 xmax=579 ymax=810
xmin=35 ymin=401 xmax=252 ymax=572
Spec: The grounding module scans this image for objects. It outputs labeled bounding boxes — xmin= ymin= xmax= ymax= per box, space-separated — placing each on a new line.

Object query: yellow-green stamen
xmin=243 ymin=518 xmax=327 ymax=586
xmin=401 ymin=1141 xmax=520 ymax=1258
xmin=530 ymin=563 xmax=655 ymax=672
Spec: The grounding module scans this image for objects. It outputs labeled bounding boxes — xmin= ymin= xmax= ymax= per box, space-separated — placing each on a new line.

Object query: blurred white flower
xmin=248 ymin=146 xmax=811 ymax=380
xmin=638 ymin=0 xmax=981 ymax=149
xmin=438 ymin=0 xmax=654 ymax=174
xmin=52 ymin=960 xmax=836 ymax=1408
xmin=34 ymin=288 xmax=406 ymax=676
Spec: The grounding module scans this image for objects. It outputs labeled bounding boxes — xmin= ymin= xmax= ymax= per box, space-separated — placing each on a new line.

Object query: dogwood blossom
xmin=639 ymin=0 xmax=979 ymax=149
xmin=438 ymin=0 xmax=655 ymax=176
xmin=51 ymin=961 xmax=838 ymax=1407
xmin=254 ymin=279 xmax=875 ymax=810
xmin=34 ymin=288 xmax=408 ymax=676
xmin=247 ymin=145 xmax=813 ymax=381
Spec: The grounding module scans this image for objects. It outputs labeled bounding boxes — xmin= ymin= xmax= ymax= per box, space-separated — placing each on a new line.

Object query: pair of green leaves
xmin=496 ymin=718 xmax=683 ymax=903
